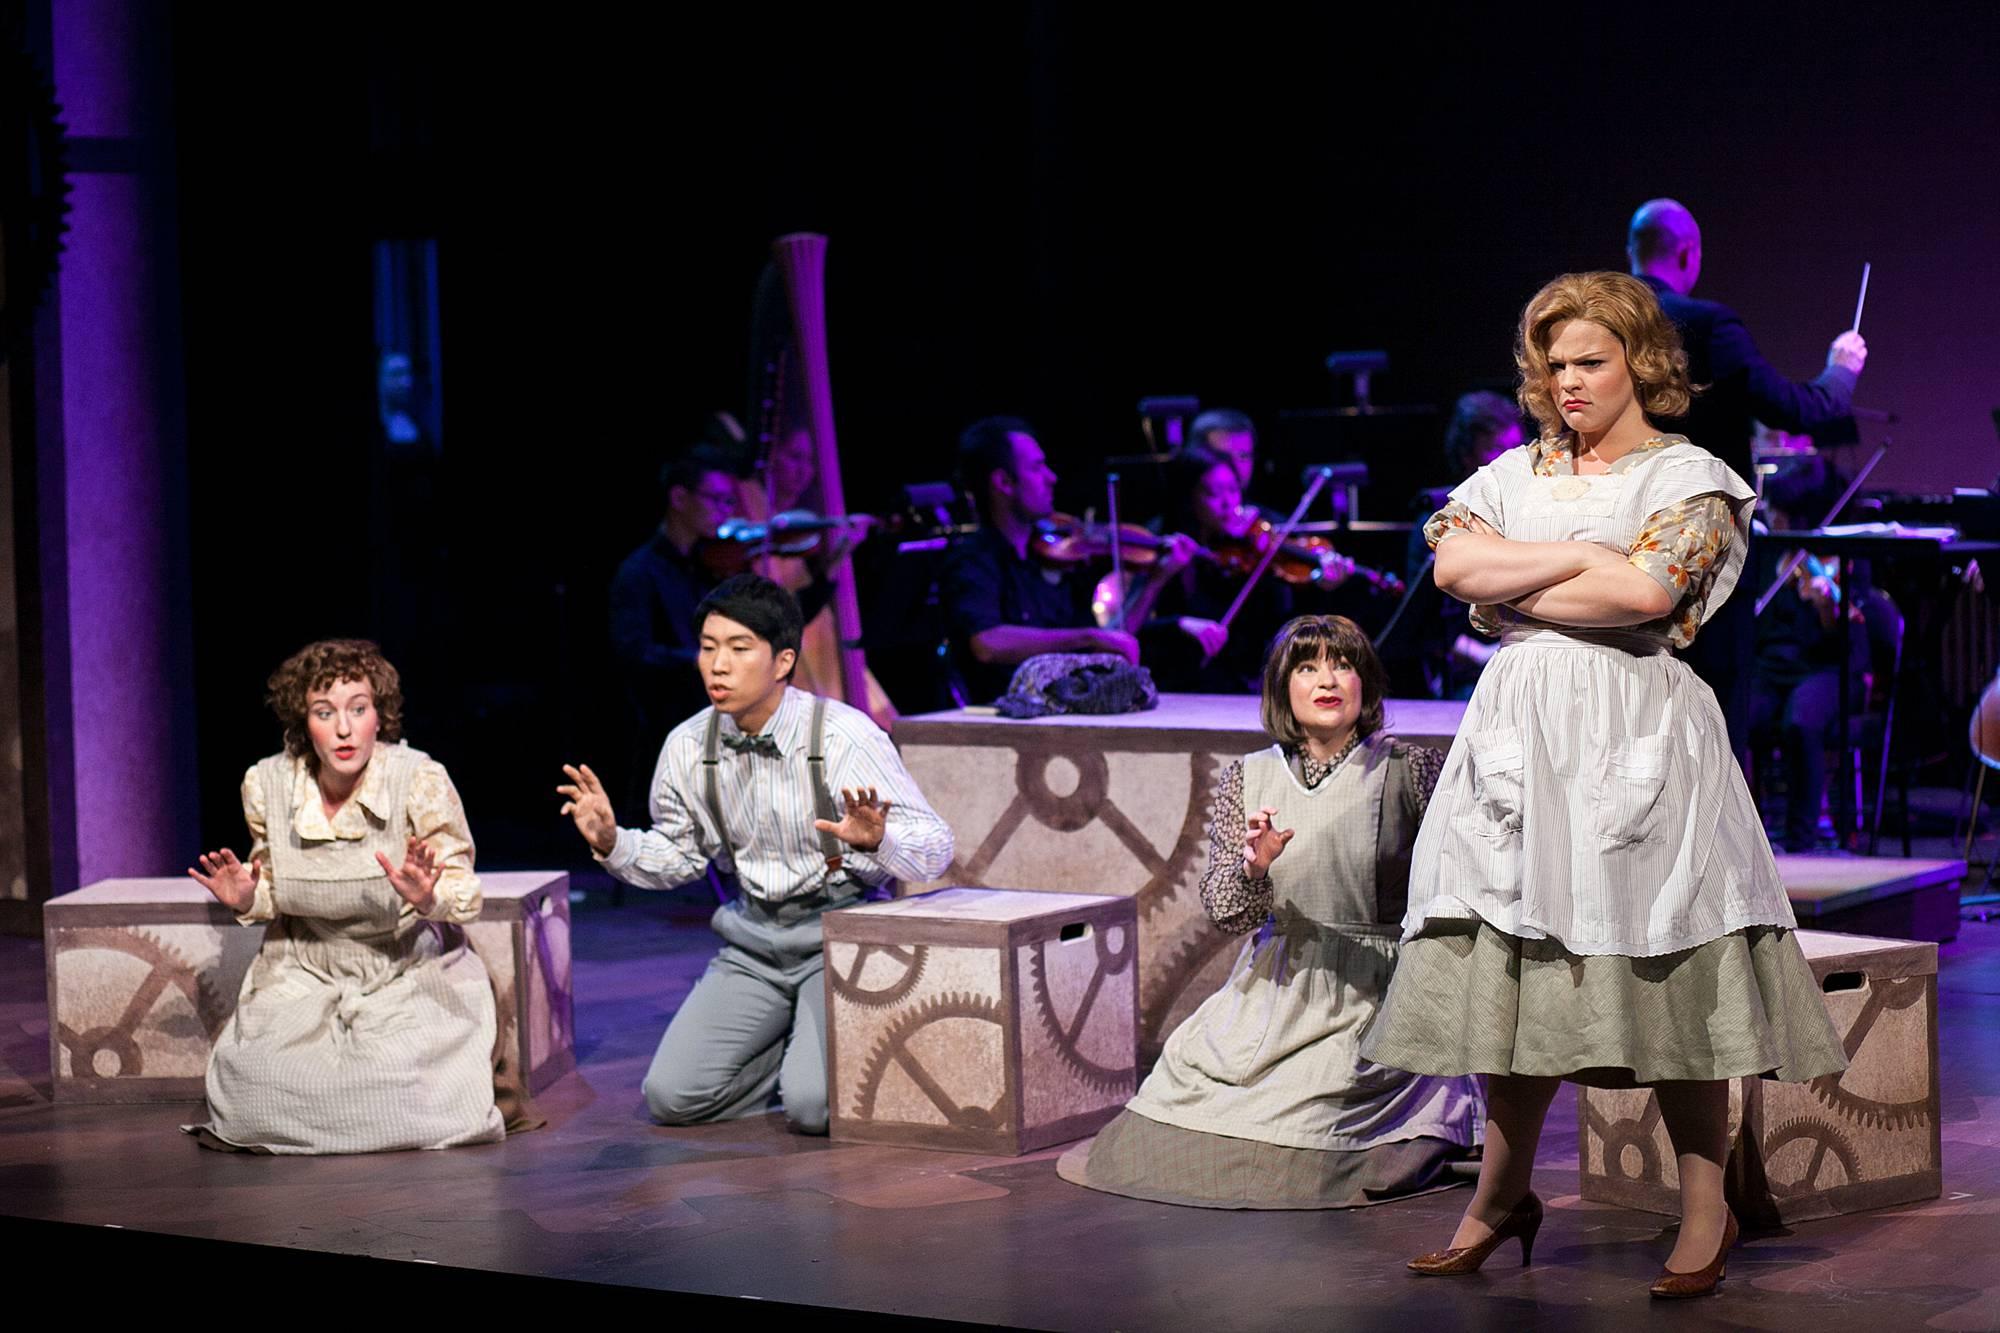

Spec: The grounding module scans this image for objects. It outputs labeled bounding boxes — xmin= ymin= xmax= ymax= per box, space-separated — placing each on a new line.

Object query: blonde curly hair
xmin=1514 ymin=271 xmax=1693 ymax=442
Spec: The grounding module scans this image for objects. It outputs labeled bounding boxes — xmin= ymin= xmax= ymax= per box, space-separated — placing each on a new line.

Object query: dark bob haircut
xmin=695 ymin=573 xmax=805 ymax=678
xmin=1258 ymin=615 xmax=1388 ymax=746
xmin=267 ymin=639 xmax=405 ymax=772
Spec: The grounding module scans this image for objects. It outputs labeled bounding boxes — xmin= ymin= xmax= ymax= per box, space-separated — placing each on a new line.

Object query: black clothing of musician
xmin=610 ymin=529 xmax=830 ymax=819
xmin=1139 ymin=558 xmax=1292 ymax=694
xmin=1636 ymin=271 xmax=1860 ymax=763
xmin=1748 ymin=547 xmax=1871 ymax=851
xmin=941 ymin=527 xmax=1099 ymax=703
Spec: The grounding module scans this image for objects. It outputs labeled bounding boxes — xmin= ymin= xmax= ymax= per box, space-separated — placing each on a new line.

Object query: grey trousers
xmin=642 ymin=891 xmax=852 ymax=1135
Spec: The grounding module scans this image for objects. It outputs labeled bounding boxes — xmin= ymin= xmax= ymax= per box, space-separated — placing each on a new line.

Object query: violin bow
xmin=1212 ymin=466 xmax=1338 ymax=645
xmin=1753 ymin=443 xmax=1887 ymax=617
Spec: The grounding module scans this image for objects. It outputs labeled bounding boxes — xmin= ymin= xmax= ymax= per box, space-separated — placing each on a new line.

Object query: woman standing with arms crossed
xmin=1363 ymin=272 xmax=1845 ymax=1297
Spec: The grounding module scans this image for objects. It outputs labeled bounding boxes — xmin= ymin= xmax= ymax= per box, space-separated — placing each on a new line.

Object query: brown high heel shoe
xmin=1648 ymin=1209 xmax=1740 ymax=1299
xmin=1407 ymin=1193 xmax=1544 ymax=1275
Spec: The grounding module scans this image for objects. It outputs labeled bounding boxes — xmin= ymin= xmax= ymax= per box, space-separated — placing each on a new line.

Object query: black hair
xmin=1160 ymin=444 xmax=1238 ymax=536
xmin=659 ymin=444 xmax=744 ymax=508
xmin=694 ymin=573 xmax=805 ymax=678
xmin=1443 ymin=391 xmax=1524 ymax=473
xmin=1189 ymin=407 xmax=1256 ymax=449
xmin=957 ymin=415 xmax=1036 ymax=512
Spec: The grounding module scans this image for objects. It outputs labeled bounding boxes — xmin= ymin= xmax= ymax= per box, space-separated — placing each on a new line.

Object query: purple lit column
xmin=44 ymin=0 xmax=195 ymax=888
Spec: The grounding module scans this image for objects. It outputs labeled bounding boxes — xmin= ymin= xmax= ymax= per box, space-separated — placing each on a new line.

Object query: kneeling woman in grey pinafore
xmin=185 ymin=640 xmax=504 ymax=1154
xmin=1059 ymin=616 xmax=1485 ymax=1208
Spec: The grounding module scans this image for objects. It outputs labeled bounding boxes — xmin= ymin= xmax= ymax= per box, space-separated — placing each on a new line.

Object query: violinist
xmin=610 ymin=447 xmax=745 ymax=800
xmin=1132 ymin=445 xmax=1289 ymax=693
xmin=1190 ymin=407 xmax=1260 ymax=497
xmin=610 ymin=446 xmax=834 ymax=818
xmin=1748 ymin=447 xmax=1871 ymax=851
xmin=940 ymin=417 xmax=1167 ymax=704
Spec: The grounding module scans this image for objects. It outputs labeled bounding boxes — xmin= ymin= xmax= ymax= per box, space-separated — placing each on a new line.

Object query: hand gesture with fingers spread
xmin=188 ymin=848 xmax=260 ymax=913
xmin=1243 ymin=805 xmax=1295 ymax=879
xmin=375 ymin=837 xmax=441 ymax=914
xmin=814 ymin=786 xmax=892 ymax=852
xmin=557 ymin=763 xmax=620 ymax=856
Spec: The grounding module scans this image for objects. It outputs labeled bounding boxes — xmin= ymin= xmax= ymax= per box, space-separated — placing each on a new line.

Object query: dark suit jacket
xmin=1638 ymin=273 xmax=1859 ymax=481
xmin=1638 ymin=273 xmax=1858 ymax=758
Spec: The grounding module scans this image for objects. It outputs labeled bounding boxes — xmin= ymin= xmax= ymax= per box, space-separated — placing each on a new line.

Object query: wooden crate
xmin=824 ymin=888 xmax=1138 ymax=1155
xmin=45 ymin=872 xmax=574 ymax=1103
xmin=463 ymin=872 xmax=576 ymax=1095
xmin=1578 ymin=929 xmax=1940 ymax=1224
xmin=894 ymin=697 xmax=1466 ymax=1064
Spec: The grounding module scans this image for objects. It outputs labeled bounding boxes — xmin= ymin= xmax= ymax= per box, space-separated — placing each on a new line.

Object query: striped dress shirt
xmin=602 ymin=686 xmax=954 ymax=901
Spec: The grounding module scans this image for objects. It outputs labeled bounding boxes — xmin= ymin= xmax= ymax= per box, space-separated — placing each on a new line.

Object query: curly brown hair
xmin=1258 ymin=615 xmax=1387 ymax=747
xmin=266 ymin=639 xmax=404 ymax=771
xmin=1514 ymin=271 xmax=1693 ymax=442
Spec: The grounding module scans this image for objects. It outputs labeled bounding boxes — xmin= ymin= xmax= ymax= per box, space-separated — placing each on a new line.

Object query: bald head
xmin=1627 ymin=198 xmax=1702 ymax=295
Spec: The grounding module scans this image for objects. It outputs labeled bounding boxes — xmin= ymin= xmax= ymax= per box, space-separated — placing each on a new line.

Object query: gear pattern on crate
xmin=828 ymin=942 xmax=929 ymax=1009
xmin=1579 ymin=1091 xmax=1666 ymax=1185
xmin=943 ymin=751 xmax=1217 ymax=925
xmin=1025 ymin=922 xmax=1137 ymax=1096
xmin=852 ymin=991 xmax=1009 ymax=1128
xmin=54 ymin=927 xmax=226 ymax=1079
xmin=1140 ymin=911 xmax=1237 ymax=1044
xmin=1808 ymin=974 xmax=1933 ymax=1131
xmin=1765 ymin=1116 xmax=1863 ymax=1196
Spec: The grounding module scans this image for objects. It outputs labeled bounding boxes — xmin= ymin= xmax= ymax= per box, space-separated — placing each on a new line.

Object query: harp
xmin=751 ymin=233 xmax=873 ymax=714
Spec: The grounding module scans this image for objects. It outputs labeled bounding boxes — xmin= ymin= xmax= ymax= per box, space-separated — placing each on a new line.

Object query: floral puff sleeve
xmin=405 ymin=758 xmax=482 ymax=924
xmin=1424 ymin=452 xmax=1516 ymax=637
xmin=1423 ymin=501 xmax=1505 ymax=638
xmin=1198 ymin=759 xmax=1273 ymax=935
xmin=1626 ymin=493 xmax=1737 ymax=648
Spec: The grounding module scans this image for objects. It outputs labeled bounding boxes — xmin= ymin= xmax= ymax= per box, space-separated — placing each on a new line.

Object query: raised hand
xmin=1243 ymin=805 xmax=1296 ymax=879
xmin=188 ymin=848 xmax=260 ymax=913
xmin=1827 ymin=330 xmax=1867 ymax=376
xmin=375 ymin=836 xmax=441 ymax=913
xmin=557 ymin=763 xmax=619 ymax=856
xmin=814 ymin=786 xmax=891 ymax=852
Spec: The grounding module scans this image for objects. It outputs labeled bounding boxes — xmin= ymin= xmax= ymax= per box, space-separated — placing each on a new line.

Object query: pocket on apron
xmin=1596 ymin=736 xmax=1669 ymax=845
xmin=1465 ymin=727 xmax=1527 ymax=838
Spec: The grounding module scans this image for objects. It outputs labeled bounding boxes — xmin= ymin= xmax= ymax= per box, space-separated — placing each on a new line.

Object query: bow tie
xmin=720 ymin=731 xmax=782 ymax=758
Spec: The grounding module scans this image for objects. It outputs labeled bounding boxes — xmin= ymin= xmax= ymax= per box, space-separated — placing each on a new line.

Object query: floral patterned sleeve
xmin=1626 ymin=493 xmax=1736 ymax=648
xmin=1198 ymin=759 xmax=1272 ymax=935
xmin=1422 ymin=500 xmax=1483 ymax=549
xmin=1423 ymin=502 xmax=1503 ymax=637
xmin=1397 ymin=743 xmax=1446 ymax=826
xmin=406 ymin=758 xmax=482 ymax=924
xmin=235 ymin=765 xmax=277 ymax=925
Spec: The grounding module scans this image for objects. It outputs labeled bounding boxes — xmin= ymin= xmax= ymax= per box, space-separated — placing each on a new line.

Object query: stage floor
xmin=6 ymin=888 xmax=2000 ymax=1329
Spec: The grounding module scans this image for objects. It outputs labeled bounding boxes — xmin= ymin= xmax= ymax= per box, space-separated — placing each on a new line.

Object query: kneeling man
xmin=559 ymin=574 xmax=953 ymax=1133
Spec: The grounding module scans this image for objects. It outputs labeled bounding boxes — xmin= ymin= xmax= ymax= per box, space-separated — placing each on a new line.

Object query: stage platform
xmin=895 ymin=695 xmax=1465 ymax=1060
xmin=5 ymin=892 xmax=2000 ymax=1329
xmin=1778 ymin=854 xmax=1968 ymax=943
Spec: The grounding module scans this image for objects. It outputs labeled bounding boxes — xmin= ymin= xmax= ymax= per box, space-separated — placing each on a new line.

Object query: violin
xmin=1209 ymin=509 xmax=1405 ymax=595
xmin=697 ymin=509 xmax=873 ymax=580
xmin=1029 ymin=514 xmax=1196 ymax=570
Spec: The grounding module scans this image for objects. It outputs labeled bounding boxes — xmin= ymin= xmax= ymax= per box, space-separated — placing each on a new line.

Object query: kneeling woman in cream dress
xmin=186 ymin=640 xmax=504 ymax=1154
xmin=1059 ymin=615 xmax=1484 ymax=1208
xmin=1363 ymin=273 xmax=1845 ymax=1296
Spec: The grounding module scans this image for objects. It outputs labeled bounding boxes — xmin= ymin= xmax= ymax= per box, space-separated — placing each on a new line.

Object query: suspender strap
xmin=701 ymin=711 xmax=737 ymax=874
xmin=808 ymin=695 xmax=844 ymax=870
xmin=704 ymin=701 xmax=845 ymax=881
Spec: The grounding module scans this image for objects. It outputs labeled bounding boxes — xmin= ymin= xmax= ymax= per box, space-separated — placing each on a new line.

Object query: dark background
xmin=168 ymin=5 xmax=2000 ymax=866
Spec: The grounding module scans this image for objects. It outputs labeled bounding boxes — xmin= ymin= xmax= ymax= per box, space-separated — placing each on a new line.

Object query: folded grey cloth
xmin=996 ymin=652 xmax=1158 ymax=718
